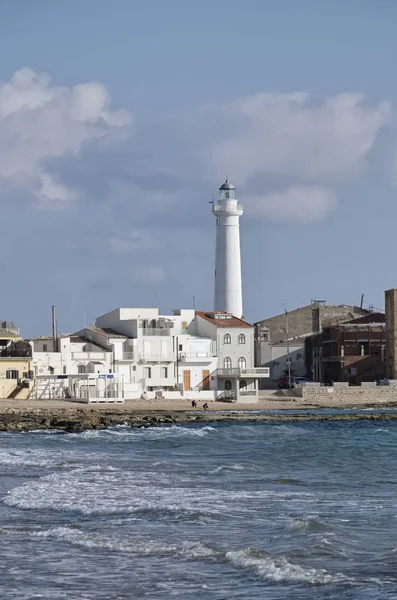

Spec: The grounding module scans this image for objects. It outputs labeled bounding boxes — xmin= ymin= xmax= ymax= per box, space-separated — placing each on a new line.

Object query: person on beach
xmin=191 ymin=400 xmax=197 ymax=408
xmin=203 ymin=402 xmax=209 ymax=411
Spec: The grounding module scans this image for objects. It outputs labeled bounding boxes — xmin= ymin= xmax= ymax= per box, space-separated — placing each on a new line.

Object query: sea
xmin=1 ymin=408 xmax=397 ymax=599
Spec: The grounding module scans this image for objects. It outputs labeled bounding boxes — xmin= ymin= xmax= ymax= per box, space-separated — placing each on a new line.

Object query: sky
xmin=1 ymin=0 xmax=397 ymax=337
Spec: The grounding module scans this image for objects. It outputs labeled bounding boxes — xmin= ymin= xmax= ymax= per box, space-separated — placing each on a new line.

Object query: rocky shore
xmin=0 ymin=405 xmax=397 ymax=432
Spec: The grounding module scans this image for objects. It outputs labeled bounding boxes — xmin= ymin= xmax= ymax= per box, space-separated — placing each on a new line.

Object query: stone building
xmin=385 ymin=288 xmax=397 ymax=379
xmin=255 ymin=301 xmax=372 ymax=385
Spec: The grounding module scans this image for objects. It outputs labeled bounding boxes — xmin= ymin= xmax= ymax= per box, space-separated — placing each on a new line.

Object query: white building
xmin=77 ymin=307 xmax=217 ymax=399
xmin=213 ymin=180 xmax=244 ymax=319
xmin=194 ymin=311 xmax=268 ymax=401
xmin=29 ymin=335 xmax=113 ymax=378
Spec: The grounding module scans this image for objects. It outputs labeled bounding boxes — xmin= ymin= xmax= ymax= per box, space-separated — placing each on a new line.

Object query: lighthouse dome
xmin=219 ymin=179 xmax=235 ymax=191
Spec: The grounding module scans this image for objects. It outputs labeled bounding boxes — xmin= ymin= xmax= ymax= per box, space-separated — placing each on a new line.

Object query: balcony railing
xmin=71 ymin=352 xmax=107 ymax=360
xmin=217 ymin=367 xmax=270 ymax=378
xmin=179 ymin=352 xmax=214 ymax=361
xmin=140 ymin=354 xmax=174 ymax=362
xmin=212 ymin=203 xmax=243 ymax=214
xmin=140 ymin=328 xmax=170 ymax=336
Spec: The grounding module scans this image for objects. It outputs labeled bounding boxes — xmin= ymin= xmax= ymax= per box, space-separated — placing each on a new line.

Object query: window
xmin=224 ymin=356 xmax=232 ymax=369
xmin=63 ymin=366 xmax=66 ymax=375
xmin=179 ymin=344 xmax=183 ymax=352
xmin=43 ymin=344 xmax=48 ymax=352
xmin=182 ymin=321 xmax=188 ymax=330
xmin=225 ymin=379 xmax=232 ymax=390
xmin=238 ymin=333 xmax=246 ymax=345
xmin=238 ymin=356 xmax=246 ymax=370
xmin=6 ymin=370 xmax=18 ymax=379
xmin=78 ymin=365 xmax=86 ymax=374
xmin=224 ymin=333 xmax=231 ymax=345
xmin=161 ymin=367 xmax=168 ymax=378
xmin=240 ymin=379 xmax=247 ymax=389
xmin=144 ymin=367 xmax=152 ymax=379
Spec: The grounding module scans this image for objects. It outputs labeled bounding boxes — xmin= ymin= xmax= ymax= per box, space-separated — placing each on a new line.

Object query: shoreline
xmin=0 ymin=397 xmax=397 ymax=431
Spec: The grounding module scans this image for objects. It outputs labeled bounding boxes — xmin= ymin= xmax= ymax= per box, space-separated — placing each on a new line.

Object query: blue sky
xmin=1 ymin=0 xmax=397 ymax=336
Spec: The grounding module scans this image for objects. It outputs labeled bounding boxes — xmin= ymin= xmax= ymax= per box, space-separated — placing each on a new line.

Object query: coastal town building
xmin=255 ymin=301 xmax=373 ymax=385
xmin=213 ymin=180 xmax=244 ymax=319
xmin=194 ymin=311 xmax=268 ymax=401
xmin=310 ymin=312 xmax=386 ymax=384
xmin=385 ymin=288 xmax=397 ymax=379
xmin=0 ymin=322 xmax=33 ymax=398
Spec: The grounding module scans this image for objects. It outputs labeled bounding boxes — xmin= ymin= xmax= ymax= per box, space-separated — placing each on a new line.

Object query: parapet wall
xmin=301 ymin=385 xmax=397 ymax=403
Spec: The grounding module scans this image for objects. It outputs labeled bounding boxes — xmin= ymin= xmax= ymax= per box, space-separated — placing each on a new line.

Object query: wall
xmin=217 ymin=328 xmax=254 ymax=369
xmin=256 ymin=304 xmax=369 ymax=342
xmin=385 ymin=289 xmax=397 ymax=379
xmin=0 ymin=358 xmax=32 ymax=398
xmin=258 ymin=341 xmax=306 ymax=385
xmin=301 ymin=385 xmax=397 ymax=403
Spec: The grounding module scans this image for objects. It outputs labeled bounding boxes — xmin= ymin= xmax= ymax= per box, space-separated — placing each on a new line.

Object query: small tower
xmin=212 ymin=179 xmax=243 ymax=318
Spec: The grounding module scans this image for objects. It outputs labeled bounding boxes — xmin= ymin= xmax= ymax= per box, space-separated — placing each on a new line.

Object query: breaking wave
xmin=225 ymin=548 xmax=333 ymax=584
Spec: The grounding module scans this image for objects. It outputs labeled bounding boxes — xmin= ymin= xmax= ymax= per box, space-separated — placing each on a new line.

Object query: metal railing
xmin=179 ymin=352 xmax=214 ymax=361
xmin=140 ymin=328 xmax=170 ymax=336
xmin=140 ymin=354 xmax=174 ymax=362
xmin=216 ymin=367 xmax=270 ymax=377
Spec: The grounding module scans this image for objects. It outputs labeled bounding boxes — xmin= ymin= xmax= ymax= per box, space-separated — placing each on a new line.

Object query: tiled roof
xmin=88 ymin=326 xmax=127 ymax=338
xmin=195 ymin=311 xmax=253 ymax=328
xmin=0 ymin=329 xmax=21 ymax=339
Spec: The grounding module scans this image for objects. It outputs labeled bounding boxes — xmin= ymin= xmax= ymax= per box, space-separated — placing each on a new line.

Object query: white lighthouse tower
xmin=212 ymin=179 xmax=244 ymax=318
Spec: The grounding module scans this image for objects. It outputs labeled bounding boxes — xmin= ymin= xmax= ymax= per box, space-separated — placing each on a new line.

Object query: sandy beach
xmin=0 ymin=391 xmax=396 ymax=414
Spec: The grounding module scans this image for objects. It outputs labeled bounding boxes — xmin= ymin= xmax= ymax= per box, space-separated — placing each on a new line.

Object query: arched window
xmin=225 ymin=379 xmax=232 ymax=390
xmin=224 ymin=356 xmax=232 ymax=369
xmin=224 ymin=333 xmax=231 ymax=345
xmin=78 ymin=364 xmax=86 ymax=374
xmin=238 ymin=356 xmax=246 ymax=370
xmin=238 ymin=333 xmax=246 ymax=345
xmin=239 ymin=379 xmax=247 ymax=389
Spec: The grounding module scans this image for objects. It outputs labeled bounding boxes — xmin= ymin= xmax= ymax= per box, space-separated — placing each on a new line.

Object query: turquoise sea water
xmin=1 ymin=413 xmax=397 ymax=598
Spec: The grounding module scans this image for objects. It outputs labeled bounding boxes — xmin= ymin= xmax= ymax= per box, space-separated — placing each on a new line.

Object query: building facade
xmin=255 ymin=301 xmax=373 ymax=385
xmin=311 ymin=313 xmax=386 ymax=384
xmin=385 ymin=288 xmax=397 ymax=379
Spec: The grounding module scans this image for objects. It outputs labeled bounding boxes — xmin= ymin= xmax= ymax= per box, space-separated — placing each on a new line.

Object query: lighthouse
xmin=212 ymin=179 xmax=244 ymax=318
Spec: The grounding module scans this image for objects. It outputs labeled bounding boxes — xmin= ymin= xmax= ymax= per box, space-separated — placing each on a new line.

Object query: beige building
xmin=385 ymin=289 xmax=397 ymax=379
xmin=0 ymin=323 xmax=33 ymax=398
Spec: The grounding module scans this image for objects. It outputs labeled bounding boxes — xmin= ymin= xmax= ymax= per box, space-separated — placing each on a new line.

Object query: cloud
xmin=246 ymin=185 xmax=338 ymax=223
xmin=0 ymin=68 xmax=131 ymax=207
xmin=0 ymin=68 xmax=391 ymax=225
xmin=208 ymin=93 xmax=390 ymax=184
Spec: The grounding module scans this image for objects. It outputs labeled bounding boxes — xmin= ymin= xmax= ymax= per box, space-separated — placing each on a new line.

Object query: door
xmin=183 ymin=370 xmax=191 ymax=391
xmin=202 ymin=369 xmax=210 ymax=390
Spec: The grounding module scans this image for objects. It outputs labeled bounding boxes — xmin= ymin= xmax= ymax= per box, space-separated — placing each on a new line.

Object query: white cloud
xmin=0 ymin=68 xmax=131 ymax=207
xmin=208 ymin=93 xmax=391 ymax=184
xmin=0 ymin=68 xmax=391 ymax=224
xmin=246 ymin=185 xmax=337 ymax=223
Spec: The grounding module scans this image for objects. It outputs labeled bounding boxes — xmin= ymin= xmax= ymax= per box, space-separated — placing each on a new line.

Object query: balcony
xmin=71 ymin=352 xmax=107 ymax=360
xmin=178 ymin=352 xmax=214 ymax=362
xmin=140 ymin=354 xmax=174 ymax=363
xmin=140 ymin=328 xmax=171 ymax=336
xmin=217 ymin=367 xmax=270 ymax=378
xmin=212 ymin=203 xmax=243 ymax=215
